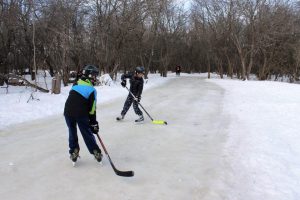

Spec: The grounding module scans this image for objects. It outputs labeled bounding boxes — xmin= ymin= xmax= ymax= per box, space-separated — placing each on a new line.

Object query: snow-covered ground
xmin=206 ymin=78 xmax=300 ymax=200
xmin=0 ymin=73 xmax=299 ymax=199
xmin=0 ymin=73 xmax=172 ymax=129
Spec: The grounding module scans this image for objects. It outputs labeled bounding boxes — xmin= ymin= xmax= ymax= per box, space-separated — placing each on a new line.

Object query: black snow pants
xmin=121 ymin=94 xmax=143 ymax=116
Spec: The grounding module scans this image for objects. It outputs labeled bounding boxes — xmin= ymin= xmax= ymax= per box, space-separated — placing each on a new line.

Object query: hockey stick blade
xmin=152 ymin=120 xmax=168 ymax=125
xmin=107 ymin=154 xmax=134 ymax=177
xmin=103 ymin=148 xmax=135 ymax=177
xmin=116 ymin=170 xmax=134 ymax=177
xmin=96 ymin=133 xmax=134 ymax=177
xmin=115 ymin=168 xmax=134 ymax=177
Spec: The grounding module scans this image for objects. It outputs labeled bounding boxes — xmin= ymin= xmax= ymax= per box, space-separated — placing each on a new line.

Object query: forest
xmin=0 ymin=0 xmax=300 ymax=86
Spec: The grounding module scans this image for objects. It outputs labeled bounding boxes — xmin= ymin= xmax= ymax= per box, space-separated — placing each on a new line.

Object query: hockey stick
xmin=125 ymin=86 xmax=168 ymax=125
xmin=95 ymin=133 xmax=134 ymax=177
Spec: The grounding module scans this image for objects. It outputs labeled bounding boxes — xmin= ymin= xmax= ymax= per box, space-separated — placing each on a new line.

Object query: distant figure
xmin=175 ymin=65 xmax=181 ymax=76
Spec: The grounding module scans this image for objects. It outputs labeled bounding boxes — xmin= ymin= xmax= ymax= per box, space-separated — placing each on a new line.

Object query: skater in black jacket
xmin=64 ymin=65 xmax=102 ymax=164
xmin=116 ymin=66 xmax=145 ymax=122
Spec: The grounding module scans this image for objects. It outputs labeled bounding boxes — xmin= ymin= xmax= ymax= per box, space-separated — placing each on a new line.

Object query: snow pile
xmin=98 ymin=74 xmax=113 ymax=86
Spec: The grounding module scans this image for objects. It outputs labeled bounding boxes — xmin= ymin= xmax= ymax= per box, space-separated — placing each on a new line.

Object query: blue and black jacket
xmin=64 ymin=78 xmax=97 ymax=122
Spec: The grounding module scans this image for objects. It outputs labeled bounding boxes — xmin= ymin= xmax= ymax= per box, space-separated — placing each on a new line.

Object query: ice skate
xmin=70 ymin=148 xmax=80 ymax=166
xmin=135 ymin=115 xmax=144 ymax=123
xmin=93 ymin=149 xmax=103 ymax=163
xmin=116 ymin=115 xmax=124 ymax=121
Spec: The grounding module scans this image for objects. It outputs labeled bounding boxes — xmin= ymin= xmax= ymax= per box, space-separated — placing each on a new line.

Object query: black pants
xmin=121 ymin=94 xmax=143 ymax=116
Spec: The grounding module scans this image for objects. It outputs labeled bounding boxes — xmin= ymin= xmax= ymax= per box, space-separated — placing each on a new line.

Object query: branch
xmin=0 ymin=73 xmax=49 ymax=93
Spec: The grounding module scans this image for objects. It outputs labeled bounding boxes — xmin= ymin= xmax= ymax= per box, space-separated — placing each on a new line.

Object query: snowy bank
xmin=0 ymin=73 xmax=172 ymax=130
xmin=207 ymin=78 xmax=300 ymax=200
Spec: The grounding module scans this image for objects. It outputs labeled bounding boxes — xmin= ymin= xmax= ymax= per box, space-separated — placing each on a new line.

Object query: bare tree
xmin=0 ymin=0 xmax=299 ymax=84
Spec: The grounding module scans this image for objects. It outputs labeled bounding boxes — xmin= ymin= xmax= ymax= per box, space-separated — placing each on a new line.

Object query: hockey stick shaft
xmin=95 ymin=133 xmax=134 ymax=177
xmin=125 ymin=86 xmax=154 ymax=120
xmin=125 ymin=86 xmax=167 ymax=125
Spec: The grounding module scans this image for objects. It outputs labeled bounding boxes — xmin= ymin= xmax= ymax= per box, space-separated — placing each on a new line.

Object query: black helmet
xmin=135 ymin=66 xmax=145 ymax=74
xmin=81 ymin=65 xmax=99 ymax=85
xmin=82 ymin=65 xmax=99 ymax=78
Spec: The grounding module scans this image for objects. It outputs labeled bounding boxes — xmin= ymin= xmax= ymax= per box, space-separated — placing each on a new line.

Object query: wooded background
xmin=1 ymin=0 xmax=300 ymax=85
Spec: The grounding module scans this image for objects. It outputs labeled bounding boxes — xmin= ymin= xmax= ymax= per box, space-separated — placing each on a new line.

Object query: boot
xmin=93 ymin=149 xmax=103 ymax=162
xmin=135 ymin=115 xmax=144 ymax=123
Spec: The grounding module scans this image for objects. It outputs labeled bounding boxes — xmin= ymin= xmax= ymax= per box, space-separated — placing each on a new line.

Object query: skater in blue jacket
xmin=64 ymin=65 xmax=102 ymax=164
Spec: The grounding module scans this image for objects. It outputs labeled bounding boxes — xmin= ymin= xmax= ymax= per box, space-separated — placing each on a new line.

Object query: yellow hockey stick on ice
xmin=125 ymin=86 xmax=168 ymax=125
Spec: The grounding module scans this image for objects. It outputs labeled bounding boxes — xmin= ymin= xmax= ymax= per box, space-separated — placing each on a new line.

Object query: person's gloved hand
xmin=90 ymin=121 xmax=99 ymax=134
xmin=135 ymin=96 xmax=141 ymax=103
xmin=121 ymin=80 xmax=126 ymax=87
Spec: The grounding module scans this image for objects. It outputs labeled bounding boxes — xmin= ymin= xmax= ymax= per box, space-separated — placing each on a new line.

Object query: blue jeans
xmin=65 ymin=116 xmax=100 ymax=154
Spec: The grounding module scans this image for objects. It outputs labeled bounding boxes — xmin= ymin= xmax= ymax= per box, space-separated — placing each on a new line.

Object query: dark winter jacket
xmin=121 ymin=73 xmax=144 ymax=97
xmin=64 ymin=78 xmax=97 ymax=123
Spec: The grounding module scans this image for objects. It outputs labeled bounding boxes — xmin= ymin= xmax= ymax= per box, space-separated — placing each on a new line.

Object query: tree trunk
xmin=207 ymin=53 xmax=211 ymax=79
xmin=246 ymin=41 xmax=255 ymax=80
xmin=226 ymin=54 xmax=233 ymax=78
xmin=232 ymin=34 xmax=246 ymax=80
xmin=259 ymin=53 xmax=267 ymax=80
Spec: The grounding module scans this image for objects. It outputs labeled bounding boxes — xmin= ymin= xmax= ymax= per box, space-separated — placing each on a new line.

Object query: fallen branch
xmin=0 ymin=73 xmax=49 ymax=93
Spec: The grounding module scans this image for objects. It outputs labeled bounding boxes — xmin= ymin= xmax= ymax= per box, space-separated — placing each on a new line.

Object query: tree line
xmin=0 ymin=0 xmax=300 ymax=86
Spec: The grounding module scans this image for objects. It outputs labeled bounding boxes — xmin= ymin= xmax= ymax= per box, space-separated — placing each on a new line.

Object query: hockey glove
xmin=135 ymin=96 xmax=141 ymax=103
xmin=90 ymin=121 xmax=99 ymax=134
xmin=121 ymin=80 xmax=126 ymax=87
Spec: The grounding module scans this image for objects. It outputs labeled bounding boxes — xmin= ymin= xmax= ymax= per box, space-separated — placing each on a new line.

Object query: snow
xmin=206 ymin=78 xmax=300 ymax=200
xmin=0 ymin=73 xmax=300 ymax=200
